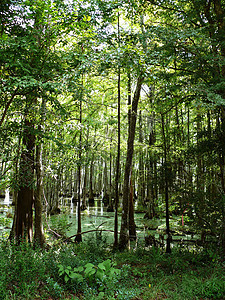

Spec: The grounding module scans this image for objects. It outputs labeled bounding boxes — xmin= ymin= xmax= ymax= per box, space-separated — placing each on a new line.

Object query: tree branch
xmin=0 ymin=88 xmax=19 ymax=126
xmin=63 ymin=229 xmax=115 ymax=242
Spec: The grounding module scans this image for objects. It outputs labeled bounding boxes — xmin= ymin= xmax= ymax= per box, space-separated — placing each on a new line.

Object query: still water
xmin=0 ymin=193 xmax=146 ymax=244
xmin=52 ymin=198 xmax=146 ymax=244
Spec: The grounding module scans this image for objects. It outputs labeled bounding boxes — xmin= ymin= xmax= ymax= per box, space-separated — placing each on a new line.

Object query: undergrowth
xmin=0 ymin=236 xmax=224 ymax=299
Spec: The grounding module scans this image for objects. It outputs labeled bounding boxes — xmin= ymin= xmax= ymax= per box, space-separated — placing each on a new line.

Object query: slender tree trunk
xmin=81 ymin=128 xmax=89 ymax=210
xmin=75 ymin=90 xmax=82 ymax=243
xmin=34 ymin=135 xmax=45 ymax=247
xmin=161 ymin=113 xmax=171 ymax=254
xmin=108 ymin=132 xmax=114 ymax=212
xmin=103 ymin=159 xmax=109 ymax=206
xmin=119 ymin=76 xmax=144 ymax=250
xmin=34 ymin=97 xmax=46 ymax=246
xmin=114 ymin=11 xmax=121 ymax=248
xmin=89 ymin=157 xmax=95 ymax=205
xmin=219 ymin=107 xmax=225 ymax=253
xmin=138 ymin=110 xmax=145 ymax=206
xmin=114 ymin=65 xmax=121 ymax=247
xmin=129 ymin=169 xmax=136 ymax=241
xmin=81 ymin=164 xmax=88 ymax=210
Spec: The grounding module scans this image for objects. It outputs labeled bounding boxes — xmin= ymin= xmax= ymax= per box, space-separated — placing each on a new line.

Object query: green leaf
xmin=74 ymin=266 xmax=84 ymax=272
xmin=85 ymin=268 xmax=96 ymax=277
xmin=96 ymin=268 xmax=104 ymax=281
xmin=58 ymin=264 xmax=64 ymax=272
xmin=85 ymin=263 xmax=95 ymax=269
xmin=65 ymin=266 xmax=72 ymax=275
xmin=102 ymin=259 xmax=111 ymax=271
xmin=77 ymin=266 xmax=84 ymax=272
xmin=98 ymin=291 xmax=105 ymax=297
xmin=98 ymin=262 xmax=106 ymax=271
xmin=69 ymin=272 xmax=84 ymax=282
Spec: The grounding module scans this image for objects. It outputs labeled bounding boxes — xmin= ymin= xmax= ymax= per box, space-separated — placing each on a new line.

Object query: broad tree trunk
xmin=14 ymin=116 xmax=35 ymax=243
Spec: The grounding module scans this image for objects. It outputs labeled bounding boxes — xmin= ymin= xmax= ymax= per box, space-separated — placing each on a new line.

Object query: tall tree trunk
xmin=145 ymin=107 xmax=157 ymax=218
xmin=129 ymin=169 xmax=136 ymax=241
xmin=34 ymin=97 xmax=46 ymax=246
xmin=103 ymin=159 xmax=109 ymax=206
xmin=89 ymin=157 xmax=95 ymax=205
xmin=161 ymin=113 xmax=171 ymax=254
xmin=108 ymin=131 xmax=114 ymax=212
xmin=114 ymin=11 xmax=121 ymax=248
xmin=14 ymin=114 xmax=35 ymax=243
xmin=138 ymin=110 xmax=145 ymax=207
xmin=81 ymin=164 xmax=88 ymax=210
xmin=75 ymin=90 xmax=82 ymax=243
xmin=213 ymin=0 xmax=225 ymax=254
xmin=219 ymin=107 xmax=225 ymax=254
xmin=34 ymin=134 xmax=45 ymax=247
xmin=81 ymin=128 xmax=89 ymax=210
xmin=114 ymin=66 xmax=121 ymax=247
xmin=119 ymin=76 xmax=144 ymax=250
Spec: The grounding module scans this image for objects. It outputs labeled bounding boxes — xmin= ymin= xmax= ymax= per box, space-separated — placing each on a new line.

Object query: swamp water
xmin=0 ymin=194 xmax=146 ymax=244
xmin=50 ymin=198 xmax=147 ymax=245
xmin=0 ymin=192 xmax=199 ymax=247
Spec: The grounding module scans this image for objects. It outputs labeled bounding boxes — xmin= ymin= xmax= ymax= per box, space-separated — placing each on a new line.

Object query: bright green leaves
xmin=84 ymin=262 xmax=96 ymax=278
xmin=58 ymin=259 xmax=120 ymax=289
xmin=67 ymin=266 xmax=85 ymax=283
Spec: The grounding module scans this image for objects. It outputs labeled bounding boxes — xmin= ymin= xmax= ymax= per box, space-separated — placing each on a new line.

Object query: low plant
xmin=45 ymin=276 xmax=64 ymax=299
xmin=0 ymin=215 xmax=12 ymax=227
xmin=50 ymin=214 xmax=72 ymax=237
xmin=0 ymin=238 xmax=224 ymax=299
xmin=58 ymin=258 xmax=120 ymax=291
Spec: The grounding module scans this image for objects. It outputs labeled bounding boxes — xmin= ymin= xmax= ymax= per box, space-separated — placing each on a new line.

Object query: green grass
xmin=0 ymin=237 xmax=224 ymax=299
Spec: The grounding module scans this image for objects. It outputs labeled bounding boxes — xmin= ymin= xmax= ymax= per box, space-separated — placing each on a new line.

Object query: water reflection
xmin=61 ymin=199 xmax=145 ymax=244
xmin=0 ymin=194 xmax=146 ymax=244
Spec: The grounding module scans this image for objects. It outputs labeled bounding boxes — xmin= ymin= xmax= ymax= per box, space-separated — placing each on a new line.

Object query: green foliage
xmin=0 ymin=239 xmax=225 ymax=299
xmin=0 ymin=242 xmax=47 ymax=299
xmin=45 ymin=277 xmax=64 ymax=299
xmin=0 ymin=215 xmax=12 ymax=227
xmin=58 ymin=258 xmax=120 ymax=291
xmin=49 ymin=215 xmax=72 ymax=237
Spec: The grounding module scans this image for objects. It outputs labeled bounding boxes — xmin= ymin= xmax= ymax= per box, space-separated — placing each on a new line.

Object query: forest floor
xmin=0 ymin=235 xmax=225 ymax=300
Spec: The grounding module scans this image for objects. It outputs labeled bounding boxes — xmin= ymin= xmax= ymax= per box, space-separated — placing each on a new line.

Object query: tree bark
xmin=114 ymin=66 xmax=121 ymax=247
xmin=138 ymin=110 xmax=145 ymax=206
xmin=34 ymin=135 xmax=45 ymax=247
xmin=89 ymin=157 xmax=95 ymax=205
xmin=14 ymin=116 xmax=35 ymax=243
xmin=161 ymin=113 xmax=171 ymax=254
xmin=75 ymin=91 xmax=82 ymax=242
xmin=119 ymin=75 xmax=144 ymax=250
xmin=129 ymin=169 xmax=136 ymax=241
